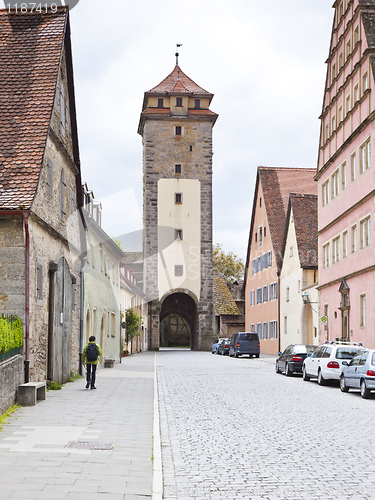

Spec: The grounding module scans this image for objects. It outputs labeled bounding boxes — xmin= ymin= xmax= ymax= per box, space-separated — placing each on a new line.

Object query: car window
xmin=359 ymin=351 xmax=369 ymax=366
xmin=284 ymin=346 xmax=292 ymax=355
xmin=336 ymin=348 xmax=364 ymax=359
xmin=312 ymin=346 xmax=323 ymax=358
xmin=322 ymin=347 xmax=332 ymax=358
xmin=238 ymin=333 xmax=258 ymax=341
xmin=349 ymin=353 xmax=361 ymax=366
xmin=372 ymin=353 xmax=375 ymax=366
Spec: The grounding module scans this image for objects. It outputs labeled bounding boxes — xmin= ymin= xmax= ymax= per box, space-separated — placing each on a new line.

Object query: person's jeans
xmin=86 ymin=363 xmax=97 ymax=388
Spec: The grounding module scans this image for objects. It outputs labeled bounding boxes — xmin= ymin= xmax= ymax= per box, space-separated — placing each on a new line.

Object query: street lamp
xmin=302 ymin=291 xmax=310 ymax=304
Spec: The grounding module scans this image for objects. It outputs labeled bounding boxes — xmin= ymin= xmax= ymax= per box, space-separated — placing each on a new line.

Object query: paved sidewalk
xmin=0 ymin=351 xmax=155 ymax=500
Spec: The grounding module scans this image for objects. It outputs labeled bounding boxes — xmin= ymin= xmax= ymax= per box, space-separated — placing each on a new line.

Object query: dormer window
xmin=158 ymin=98 xmax=164 ymax=108
xmin=194 ymin=99 xmax=201 ymax=109
xmin=176 ymin=97 xmax=183 ymax=107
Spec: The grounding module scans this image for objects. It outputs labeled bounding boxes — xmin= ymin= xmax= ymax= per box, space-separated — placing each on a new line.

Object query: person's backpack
xmin=86 ymin=343 xmax=99 ymax=362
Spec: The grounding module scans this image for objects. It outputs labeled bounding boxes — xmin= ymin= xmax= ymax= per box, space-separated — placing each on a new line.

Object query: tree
xmin=213 ymin=243 xmax=245 ymax=285
xmin=124 ymin=308 xmax=142 ymax=347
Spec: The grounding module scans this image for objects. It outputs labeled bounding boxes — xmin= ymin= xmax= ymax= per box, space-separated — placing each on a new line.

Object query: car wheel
xmin=302 ymin=366 xmax=310 ymax=381
xmin=317 ymin=369 xmax=326 ymax=386
xmin=285 ymin=363 xmax=293 ymax=377
xmin=275 ymin=361 xmax=281 ymax=374
xmin=360 ymin=379 xmax=371 ymax=399
xmin=255 ymin=353 xmax=260 ymax=358
xmin=339 ymin=375 xmax=349 ymax=392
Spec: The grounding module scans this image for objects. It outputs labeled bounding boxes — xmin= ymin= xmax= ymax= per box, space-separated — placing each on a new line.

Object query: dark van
xmin=229 ymin=332 xmax=260 ymax=358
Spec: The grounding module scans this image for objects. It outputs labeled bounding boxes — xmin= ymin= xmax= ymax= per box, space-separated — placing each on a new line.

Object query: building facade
xmin=0 ymin=8 xmax=83 ymax=384
xmin=244 ymin=167 xmax=317 ymax=355
xmin=138 ymin=63 xmax=218 ymax=350
xmin=279 ymin=194 xmax=319 ymax=351
xmin=316 ymin=0 xmax=375 ymax=347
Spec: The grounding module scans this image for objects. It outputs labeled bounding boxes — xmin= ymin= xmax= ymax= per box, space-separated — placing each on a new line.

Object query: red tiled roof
xmin=259 ymin=167 xmax=317 ymax=269
xmin=147 ymin=65 xmax=212 ymax=96
xmin=290 ymin=193 xmax=318 ymax=268
xmin=0 ymin=8 xmax=67 ymax=210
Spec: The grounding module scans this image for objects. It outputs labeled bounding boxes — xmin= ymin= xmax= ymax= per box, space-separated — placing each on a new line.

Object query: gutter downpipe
xmin=23 ymin=212 xmax=30 ymax=383
xmin=79 ymin=258 xmax=86 ymax=376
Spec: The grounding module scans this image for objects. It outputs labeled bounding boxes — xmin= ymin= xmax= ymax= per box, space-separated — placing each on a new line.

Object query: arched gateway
xmin=138 ymin=59 xmax=218 ymax=351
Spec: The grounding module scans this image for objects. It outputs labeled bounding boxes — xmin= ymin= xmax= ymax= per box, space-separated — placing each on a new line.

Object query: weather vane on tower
xmin=175 ymin=44 xmax=183 ymax=65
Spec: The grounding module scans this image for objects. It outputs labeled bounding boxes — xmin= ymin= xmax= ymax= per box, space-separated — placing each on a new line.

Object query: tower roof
xmin=147 ymin=65 xmax=212 ymax=96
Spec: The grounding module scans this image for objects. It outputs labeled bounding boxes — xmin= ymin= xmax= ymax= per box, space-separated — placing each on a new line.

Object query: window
xmin=60 ymin=85 xmax=65 ymax=136
xmin=332 ymin=236 xmax=341 ymax=264
xmin=60 ymin=169 xmax=66 ymax=221
xmin=175 ymin=193 xmax=182 ymax=204
xmin=360 ymin=138 xmax=371 ymax=173
xmin=269 ymin=282 xmax=277 ymax=301
xmin=175 ymin=164 xmax=182 ymax=175
xmin=343 ymin=230 xmax=348 ymax=258
xmin=175 ymin=126 xmax=182 ymax=136
xmin=47 ymin=159 xmax=53 ymax=197
xmin=158 ymin=98 xmax=164 ymax=108
xmin=250 ymin=290 xmax=255 ymax=306
xmin=36 ymin=263 xmax=43 ymax=300
xmin=338 ymin=105 xmax=343 ymax=123
xmin=351 ymin=224 xmax=357 ymax=253
xmin=325 ymin=123 xmax=330 ymax=141
xmin=332 ymin=115 xmax=336 ymax=132
xmin=263 ymin=286 xmax=268 ymax=302
xmin=363 ymin=72 xmax=369 ymax=93
xmin=257 ymin=288 xmax=262 ymax=304
xmin=332 ymin=63 xmax=337 ymax=81
xmin=174 ymin=265 xmax=183 ymax=277
xmin=346 ymin=93 xmax=351 ymax=115
xmin=331 ymin=170 xmax=340 ymax=199
xmin=323 ymin=243 xmax=330 ymax=268
xmin=354 ymin=25 xmax=359 ymax=45
xmin=194 ymin=99 xmax=201 ymax=109
xmin=257 ymin=323 xmax=262 ymax=338
xmin=286 ymin=287 xmax=290 ymax=302
xmin=269 ymin=320 xmax=278 ymax=339
xmin=259 ymin=226 xmax=263 ymax=248
xmin=341 ymin=162 xmax=347 ymax=190
xmin=360 ymin=293 xmax=366 ymax=327
xmin=284 ymin=316 xmax=288 ymax=335
xmin=322 ymin=180 xmax=330 ymax=206
xmin=353 ymin=83 xmax=359 ymax=103
xmin=175 ymin=229 xmax=183 ymax=241
xmin=176 ymin=97 xmax=183 ymax=107
xmin=360 ymin=216 xmax=371 ymax=249
xmin=290 ymin=247 xmax=293 ymax=258
xmin=339 ymin=52 xmax=344 ymax=69
xmin=262 ymin=322 xmax=268 ymax=340
xmin=351 ymin=152 xmax=356 ymax=181
xmin=346 ymin=39 xmax=351 ymax=59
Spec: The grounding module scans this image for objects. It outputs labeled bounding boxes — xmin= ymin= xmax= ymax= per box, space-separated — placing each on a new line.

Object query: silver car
xmin=340 ymin=349 xmax=375 ymax=398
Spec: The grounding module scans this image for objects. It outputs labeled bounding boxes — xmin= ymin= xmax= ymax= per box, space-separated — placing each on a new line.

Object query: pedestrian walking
xmin=82 ymin=336 xmax=102 ymax=389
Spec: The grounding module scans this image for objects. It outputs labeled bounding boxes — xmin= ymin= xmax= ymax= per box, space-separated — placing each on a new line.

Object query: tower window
xmin=175 ymin=126 xmax=182 ymax=136
xmin=175 ymin=193 xmax=182 ymax=204
xmin=176 ymin=97 xmax=183 ymax=107
xmin=175 ymin=265 xmax=183 ymax=277
xmin=175 ymin=164 xmax=182 ymax=175
xmin=175 ymin=229 xmax=183 ymax=241
xmin=158 ymin=98 xmax=164 ymax=108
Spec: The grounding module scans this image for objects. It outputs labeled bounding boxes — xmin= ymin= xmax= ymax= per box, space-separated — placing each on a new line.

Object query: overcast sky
xmin=69 ymin=0 xmax=334 ymax=261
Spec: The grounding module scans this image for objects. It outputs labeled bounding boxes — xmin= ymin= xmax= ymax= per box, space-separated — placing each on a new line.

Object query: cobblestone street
xmin=157 ymin=349 xmax=375 ymax=500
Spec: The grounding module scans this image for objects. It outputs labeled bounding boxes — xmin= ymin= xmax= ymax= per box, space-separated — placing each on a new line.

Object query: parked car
xmin=211 ymin=340 xmax=220 ymax=354
xmin=276 ymin=344 xmax=317 ymax=376
xmin=229 ymin=332 xmax=260 ymax=358
xmin=218 ymin=338 xmax=230 ymax=355
xmin=302 ymin=341 xmax=365 ymax=385
xmin=340 ymin=349 xmax=375 ymax=398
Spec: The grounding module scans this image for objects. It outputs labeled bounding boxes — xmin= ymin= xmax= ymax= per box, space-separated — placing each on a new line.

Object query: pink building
xmin=316 ymin=0 xmax=375 ymax=347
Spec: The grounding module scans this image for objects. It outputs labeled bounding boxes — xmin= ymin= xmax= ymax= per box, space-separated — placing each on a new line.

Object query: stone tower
xmin=138 ymin=62 xmax=218 ymax=350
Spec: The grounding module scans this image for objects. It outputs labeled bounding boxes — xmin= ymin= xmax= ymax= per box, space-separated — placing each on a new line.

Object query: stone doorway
xmin=160 ymin=293 xmax=197 ymax=349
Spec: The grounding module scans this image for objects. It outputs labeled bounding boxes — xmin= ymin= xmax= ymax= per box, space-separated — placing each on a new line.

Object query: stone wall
xmin=0 ymin=354 xmax=23 ymax=414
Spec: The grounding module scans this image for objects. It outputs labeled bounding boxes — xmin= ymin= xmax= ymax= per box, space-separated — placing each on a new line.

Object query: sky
xmin=68 ymin=0 xmax=335 ymax=261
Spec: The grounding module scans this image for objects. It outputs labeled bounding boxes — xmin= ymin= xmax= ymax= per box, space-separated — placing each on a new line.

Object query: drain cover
xmin=66 ymin=441 xmax=112 ymax=450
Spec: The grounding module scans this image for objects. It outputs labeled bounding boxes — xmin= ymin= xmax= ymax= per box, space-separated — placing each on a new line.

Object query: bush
xmin=0 ymin=316 xmax=23 ymax=354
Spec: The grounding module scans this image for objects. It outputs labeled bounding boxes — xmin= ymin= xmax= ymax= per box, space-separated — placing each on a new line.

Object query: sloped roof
xmin=260 ymin=167 xmax=317 ymax=267
xmin=0 ymin=8 xmax=68 ymax=210
xmin=283 ymin=193 xmax=318 ymax=269
xmin=245 ymin=167 xmax=317 ymax=278
xmin=213 ymin=275 xmax=240 ymax=316
xmin=147 ymin=65 xmax=212 ymax=96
